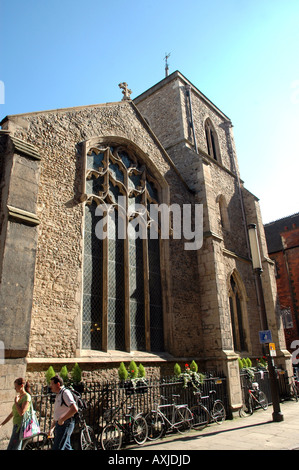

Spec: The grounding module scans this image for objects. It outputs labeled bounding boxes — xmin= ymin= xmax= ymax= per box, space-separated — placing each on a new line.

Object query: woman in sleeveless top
xmin=0 ymin=377 xmax=31 ymax=450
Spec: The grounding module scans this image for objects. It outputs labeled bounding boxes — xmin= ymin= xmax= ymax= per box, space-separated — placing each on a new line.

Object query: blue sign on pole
xmin=259 ymin=330 xmax=272 ymax=344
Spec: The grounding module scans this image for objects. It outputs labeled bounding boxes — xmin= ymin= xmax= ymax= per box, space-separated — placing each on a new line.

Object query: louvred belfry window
xmin=205 ymin=118 xmax=220 ymax=162
xmin=82 ymin=143 xmax=164 ymax=353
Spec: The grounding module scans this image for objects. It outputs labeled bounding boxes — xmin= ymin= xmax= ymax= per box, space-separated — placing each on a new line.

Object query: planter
xmin=72 ymin=383 xmax=84 ymax=394
xmin=135 ymin=380 xmax=148 ymax=394
xmin=120 ymin=380 xmax=148 ymax=395
xmin=123 ymin=381 xmax=135 ymax=395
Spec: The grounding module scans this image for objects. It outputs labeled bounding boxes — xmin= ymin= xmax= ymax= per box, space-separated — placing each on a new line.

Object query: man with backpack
xmin=49 ymin=375 xmax=78 ymax=450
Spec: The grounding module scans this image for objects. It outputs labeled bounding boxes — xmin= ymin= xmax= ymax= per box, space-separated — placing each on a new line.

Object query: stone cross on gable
xmin=118 ymin=82 xmax=132 ymax=101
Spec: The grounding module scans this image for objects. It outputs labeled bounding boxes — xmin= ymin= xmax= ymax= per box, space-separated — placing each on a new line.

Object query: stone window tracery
xmin=82 ymin=142 xmax=164 ymax=353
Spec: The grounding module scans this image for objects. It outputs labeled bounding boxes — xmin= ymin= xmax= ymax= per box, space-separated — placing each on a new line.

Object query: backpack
xmin=60 ymin=386 xmax=87 ymax=420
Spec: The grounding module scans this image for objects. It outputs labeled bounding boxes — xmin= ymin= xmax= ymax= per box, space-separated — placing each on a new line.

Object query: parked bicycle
xmin=22 ymin=432 xmax=53 ymax=450
xmin=76 ymin=409 xmax=97 ymax=450
xmin=288 ymin=376 xmax=299 ymax=402
xmin=239 ymin=381 xmax=268 ymax=417
xmin=146 ymin=394 xmax=193 ymax=441
xmin=100 ymin=400 xmax=148 ymax=450
xmin=190 ymin=390 xmax=226 ymax=430
xmin=22 ymin=409 xmax=96 ymax=450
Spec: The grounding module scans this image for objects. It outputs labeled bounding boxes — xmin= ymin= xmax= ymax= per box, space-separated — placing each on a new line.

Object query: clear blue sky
xmin=1 ymin=0 xmax=298 ymax=224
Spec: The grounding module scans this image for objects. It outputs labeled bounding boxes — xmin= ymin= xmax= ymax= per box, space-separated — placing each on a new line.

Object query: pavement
xmin=128 ymin=400 xmax=299 ymax=451
xmin=1 ymin=400 xmax=299 ymax=452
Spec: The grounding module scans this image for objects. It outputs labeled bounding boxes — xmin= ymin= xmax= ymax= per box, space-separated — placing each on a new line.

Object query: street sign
xmin=269 ymin=343 xmax=276 ymax=357
xmin=259 ymin=330 xmax=272 ymax=344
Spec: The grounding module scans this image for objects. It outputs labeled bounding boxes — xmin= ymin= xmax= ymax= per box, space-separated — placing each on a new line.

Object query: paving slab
xmin=129 ymin=400 xmax=299 ymax=451
xmin=1 ymin=400 xmax=299 ymax=452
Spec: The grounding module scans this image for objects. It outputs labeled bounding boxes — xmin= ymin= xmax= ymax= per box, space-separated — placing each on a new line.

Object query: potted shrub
xmin=71 ymin=363 xmax=84 ymax=393
xmin=174 ymin=363 xmax=182 ymax=378
xmin=45 ymin=366 xmax=55 ymax=392
xmin=136 ymin=363 xmax=148 ymax=394
xmin=118 ymin=362 xmax=128 ymax=382
xmin=124 ymin=361 xmax=138 ymax=395
xmin=175 ymin=361 xmax=205 ymax=390
xmin=60 ymin=365 xmax=69 ymax=385
xmin=256 ymin=357 xmax=268 ymax=370
xmin=45 ymin=366 xmax=56 ymax=401
xmin=238 ymin=357 xmax=255 ymax=382
xmin=138 ymin=363 xmax=146 ymax=379
xmin=118 ymin=361 xmax=148 ymax=394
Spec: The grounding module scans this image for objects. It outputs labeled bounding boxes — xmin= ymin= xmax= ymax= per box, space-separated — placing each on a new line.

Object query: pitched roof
xmin=264 ymin=212 xmax=299 ymax=253
xmin=134 ymin=70 xmax=231 ymax=121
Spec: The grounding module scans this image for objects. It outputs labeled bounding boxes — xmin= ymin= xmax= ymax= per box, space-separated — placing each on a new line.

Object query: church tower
xmin=135 ymin=71 xmax=291 ymax=410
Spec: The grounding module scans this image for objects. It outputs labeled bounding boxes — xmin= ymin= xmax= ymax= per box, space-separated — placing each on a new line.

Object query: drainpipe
xmin=185 ymin=85 xmax=198 ymax=154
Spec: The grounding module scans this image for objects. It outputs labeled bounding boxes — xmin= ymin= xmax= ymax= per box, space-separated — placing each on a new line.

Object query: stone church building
xmin=0 ymin=71 xmax=292 ymax=424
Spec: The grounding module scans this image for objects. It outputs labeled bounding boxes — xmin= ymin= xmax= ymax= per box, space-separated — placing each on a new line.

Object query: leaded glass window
xmin=82 ymin=144 xmax=164 ymax=352
xmin=82 ymin=201 xmax=103 ymax=349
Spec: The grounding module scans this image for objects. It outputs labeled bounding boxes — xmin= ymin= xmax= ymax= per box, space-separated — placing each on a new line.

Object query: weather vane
xmin=164 ymin=52 xmax=171 ymax=77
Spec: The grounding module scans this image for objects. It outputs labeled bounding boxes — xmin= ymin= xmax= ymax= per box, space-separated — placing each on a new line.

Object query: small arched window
xmin=216 ymin=195 xmax=230 ymax=231
xmin=205 ymin=118 xmax=220 ymax=162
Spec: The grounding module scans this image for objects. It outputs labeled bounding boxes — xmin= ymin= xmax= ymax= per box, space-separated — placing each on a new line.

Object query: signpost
xmin=248 ymin=223 xmax=283 ymax=422
xmin=269 ymin=343 xmax=276 ymax=357
xmin=259 ymin=330 xmax=272 ymax=344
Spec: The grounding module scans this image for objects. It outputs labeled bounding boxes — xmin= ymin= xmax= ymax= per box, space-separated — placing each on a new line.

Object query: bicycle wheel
xmin=291 ymin=382 xmax=298 ymax=402
xmin=101 ymin=423 xmax=122 ymax=450
xmin=132 ymin=415 xmax=148 ymax=445
xmin=146 ymin=411 xmax=165 ymax=440
xmin=80 ymin=425 xmax=97 ymax=450
xmin=257 ymin=391 xmax=268 ymax=410
xmin=22 ymin=433 xmax=52 ymax=450
xmin=212 ymin=400 xmax=226 ymax=424
xmin=239 ymin=395 xmax=253 ymax=417
xmin=174 ymin=406 xmax=193 ymax=434
xmin=190 ymin=405 xmax=209 ymax=430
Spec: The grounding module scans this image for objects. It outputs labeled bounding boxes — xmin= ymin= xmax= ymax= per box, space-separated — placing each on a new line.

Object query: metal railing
xmin=30 ymin=374 xmax=228 ymax=438
xmin=240 ymin=369 xmax=292 ymax=406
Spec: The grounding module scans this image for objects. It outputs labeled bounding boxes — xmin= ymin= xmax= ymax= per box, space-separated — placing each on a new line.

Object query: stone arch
xmin=216 ymin=194 xmax=230 ymax=231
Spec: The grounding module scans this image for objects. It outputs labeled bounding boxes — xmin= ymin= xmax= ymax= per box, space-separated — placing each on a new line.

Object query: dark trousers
xmin=52 ymin=418 xmax=75 ymax=450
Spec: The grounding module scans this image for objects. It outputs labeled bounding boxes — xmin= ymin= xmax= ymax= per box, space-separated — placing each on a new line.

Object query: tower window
xmin=205 ymin=119 xmax=220 ymax=161
xmin=216 ymin=195 xmax=230 ymax=231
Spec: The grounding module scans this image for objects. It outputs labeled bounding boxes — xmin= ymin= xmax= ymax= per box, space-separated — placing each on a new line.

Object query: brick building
xmin=0 ymin=71 xmax=291 ymax=435
xmin=264 ymin=213 xmax=299 ymax=353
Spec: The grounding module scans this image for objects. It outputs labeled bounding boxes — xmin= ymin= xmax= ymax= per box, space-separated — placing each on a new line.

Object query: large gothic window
xmin=82 ymin=143 xmax=164 ymax=353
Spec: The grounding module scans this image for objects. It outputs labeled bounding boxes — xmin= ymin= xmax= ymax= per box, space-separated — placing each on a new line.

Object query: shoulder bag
xmin=21 ymin=400 xmax=40 ymax=439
